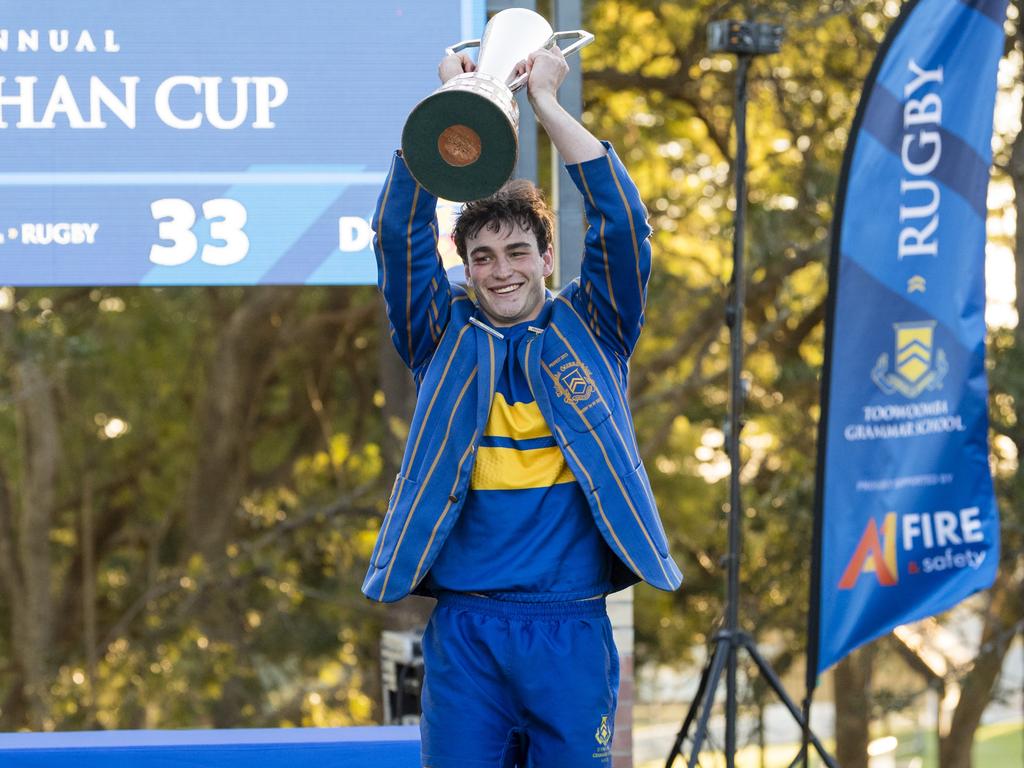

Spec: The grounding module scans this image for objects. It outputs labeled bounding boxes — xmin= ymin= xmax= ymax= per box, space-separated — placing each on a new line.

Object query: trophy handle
xmin=508 ymin=30 xmax=595 ymax=92
xmin=552 ymin=29 xmax=596 ymax=58
xmin=445 ymin=38 xmax=481 ymax=57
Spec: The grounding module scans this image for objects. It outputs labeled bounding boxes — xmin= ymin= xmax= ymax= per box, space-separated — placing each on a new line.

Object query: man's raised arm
xmin=372 ymin=152 xmax=451 ymax=374
xmin=524 ymin=48 xmax=605 ymax=164
xmin=526 ymin=48 xmax=653 ymax=357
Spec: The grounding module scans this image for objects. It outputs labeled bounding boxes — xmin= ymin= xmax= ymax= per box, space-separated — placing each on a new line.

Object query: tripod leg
xmin=740 ymin=637 xmax=838 ymax=768
xmin=665 ymin=649 xmax=715 ymax=768
xmin=684 ymin=638 xmax=730 ymax=768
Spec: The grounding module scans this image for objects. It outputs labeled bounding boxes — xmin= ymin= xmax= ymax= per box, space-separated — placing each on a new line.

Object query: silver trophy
xmin=401 ymin=8 xmax=594 ymax=202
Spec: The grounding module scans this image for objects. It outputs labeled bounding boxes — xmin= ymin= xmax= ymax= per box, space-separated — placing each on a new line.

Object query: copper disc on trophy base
xmin=437 ymin=124 xmax=482 ymax=167
xmin=401 ymin=82 xmax=518 ymax=202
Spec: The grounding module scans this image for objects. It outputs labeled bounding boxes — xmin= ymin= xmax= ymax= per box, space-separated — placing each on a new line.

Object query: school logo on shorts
xmin=591 ymin=713 xmax=613 ymax=760
xmin=594 ymin=714 xmax=612 ymax=748
xmin=555 ymin=360 xmax=595 ymax=406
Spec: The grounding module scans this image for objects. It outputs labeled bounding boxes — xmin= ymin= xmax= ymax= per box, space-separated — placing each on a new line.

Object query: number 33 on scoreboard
xmin=149 ymin=198 xmax=250 ymax=266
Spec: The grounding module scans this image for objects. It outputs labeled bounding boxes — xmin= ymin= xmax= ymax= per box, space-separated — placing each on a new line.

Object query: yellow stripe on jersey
xmin=471 ymin=446 xmax=577 ymax=490
xmin=474 ymin=391 xmax=576 ymax=490
xmin=483 ymin=392 xmax=550 ymax=439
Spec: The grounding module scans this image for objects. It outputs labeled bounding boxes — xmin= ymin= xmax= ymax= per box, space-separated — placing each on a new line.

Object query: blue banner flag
xmin=0 ymin=1 xmax=483 ymax=286
xmin=810 ymin=0 xmax=1005 ymax=676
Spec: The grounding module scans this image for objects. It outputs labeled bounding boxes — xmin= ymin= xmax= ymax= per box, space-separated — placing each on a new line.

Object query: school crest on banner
xmin=871 ymin=321 xmax=949 ymax=397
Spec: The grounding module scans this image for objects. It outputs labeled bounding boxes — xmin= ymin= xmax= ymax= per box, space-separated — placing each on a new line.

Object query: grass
xmin=892 ymin=721 xmax=1024 ymax=768
xmin=640 ymin=720 xmax=1023 ymax=768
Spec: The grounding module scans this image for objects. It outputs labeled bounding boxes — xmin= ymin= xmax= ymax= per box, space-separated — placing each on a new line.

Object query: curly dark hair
xmin=452 ymin=179 xmax=555 ymax=263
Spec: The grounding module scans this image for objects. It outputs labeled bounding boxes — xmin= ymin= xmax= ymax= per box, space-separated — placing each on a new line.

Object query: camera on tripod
xmin=707 ymin=20 xmax=783 ymax=56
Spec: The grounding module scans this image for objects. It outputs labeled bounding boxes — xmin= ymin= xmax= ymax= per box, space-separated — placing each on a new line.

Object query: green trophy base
xmin=402 ymin=85 xmax=518 ymax=203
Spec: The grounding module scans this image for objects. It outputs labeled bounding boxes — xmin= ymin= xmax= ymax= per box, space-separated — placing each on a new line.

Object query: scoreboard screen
xmin=0 ymin=1 xmax=483 ymax=285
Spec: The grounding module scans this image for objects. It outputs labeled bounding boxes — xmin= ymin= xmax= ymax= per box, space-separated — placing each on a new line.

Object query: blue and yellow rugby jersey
xmin=425 ymin=319 xmax=613 ymax=599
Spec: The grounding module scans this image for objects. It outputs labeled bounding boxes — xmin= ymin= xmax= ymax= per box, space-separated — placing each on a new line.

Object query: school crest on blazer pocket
xmin=541 ymin=351 xmax=611 ymax=431
xmin=553 ymin=359 xmax=596 ymax=406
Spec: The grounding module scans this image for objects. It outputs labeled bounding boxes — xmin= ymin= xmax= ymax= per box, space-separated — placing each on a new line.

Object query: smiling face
xmin=464 ymin=222 xmax=553 ymax=327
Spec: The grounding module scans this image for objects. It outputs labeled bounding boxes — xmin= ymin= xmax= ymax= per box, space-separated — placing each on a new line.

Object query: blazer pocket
xmin=548 ymin=384 xmax=613 ymax=433
xmin=373 ymin=474 xmax=418 ymax=569
xmin=541 ymin=356 xmax=613 ymax=432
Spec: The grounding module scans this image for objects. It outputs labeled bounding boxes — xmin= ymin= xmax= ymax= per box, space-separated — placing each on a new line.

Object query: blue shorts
xmin=420 ymin=592 xmax=619 ymax=768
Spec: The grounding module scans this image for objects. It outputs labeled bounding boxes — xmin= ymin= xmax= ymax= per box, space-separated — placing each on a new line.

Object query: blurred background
xmin=0 ymin=2 xmax=1020 ymax=766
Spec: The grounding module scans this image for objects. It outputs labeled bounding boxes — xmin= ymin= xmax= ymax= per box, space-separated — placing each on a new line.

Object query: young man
xmin=363 ymin=46 xmax=682 ymax=767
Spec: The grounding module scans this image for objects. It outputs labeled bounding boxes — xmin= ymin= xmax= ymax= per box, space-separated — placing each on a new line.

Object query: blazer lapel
xmin=520 ymin=327 xmax=554 ymax=432
xmin=473 ymin=320 xmax=504 ymax=435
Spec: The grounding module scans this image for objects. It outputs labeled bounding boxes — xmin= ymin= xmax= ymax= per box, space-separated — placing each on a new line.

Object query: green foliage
xmin=0 ymin=286 xmax=391 ymax=729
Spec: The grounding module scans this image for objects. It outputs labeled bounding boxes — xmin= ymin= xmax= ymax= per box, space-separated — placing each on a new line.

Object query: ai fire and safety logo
xmin=838 ymin=507 xmax=989 ymax=591
xmin=871 ymin=321 xmax=948 ymax=398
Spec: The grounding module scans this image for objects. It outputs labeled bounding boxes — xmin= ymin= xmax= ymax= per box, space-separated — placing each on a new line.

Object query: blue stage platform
xmin=0 ymin=726 xmax=420 ymax=767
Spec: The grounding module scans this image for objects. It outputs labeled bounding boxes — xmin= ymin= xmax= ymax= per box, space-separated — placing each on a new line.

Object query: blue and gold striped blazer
xmin=362 ymin=143 xmax=683 ymax=603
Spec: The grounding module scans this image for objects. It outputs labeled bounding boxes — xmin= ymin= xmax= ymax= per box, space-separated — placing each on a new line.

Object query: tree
xmin=0 ymin=285 xmax=396 ymax=729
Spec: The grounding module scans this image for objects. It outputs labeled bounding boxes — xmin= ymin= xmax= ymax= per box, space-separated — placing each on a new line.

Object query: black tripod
xmin=664 ymin=21 xmax=836 ymax=768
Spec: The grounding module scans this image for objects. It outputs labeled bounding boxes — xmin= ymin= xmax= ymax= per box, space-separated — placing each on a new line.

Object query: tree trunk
xmin=938 ymin=576 xmax=1022 ymax=768
xmin=0 ymin=303 xmax=62 ymax=730
xmin=833 ymin=643 xmax=876 ymax=768
xmin=0 ymin=466 xmax=29 ymax=729
xmin=14 ymin=357 xmax=60 ymax=729
xmin=81 ymin=474 xmax=98 ymax=728
xmin=184 ymin=286 xmax=300 ymax=727
xmin=187 ymin=287 xmax=298 ymax=561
